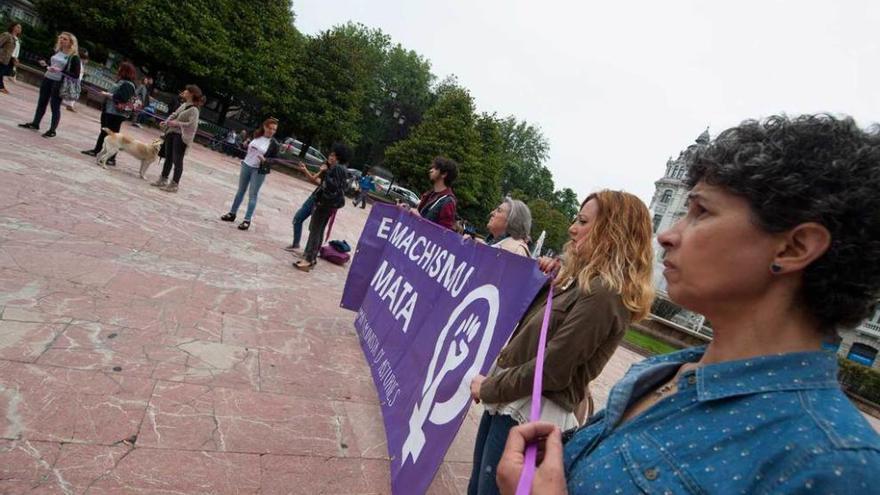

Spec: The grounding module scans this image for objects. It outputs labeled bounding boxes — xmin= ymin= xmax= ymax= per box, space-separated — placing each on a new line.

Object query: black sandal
xmin=220 ymin=213 xmax=236 ymax=222
xmin=238 ymin=220 xmax=251 ymax=230
xmin=293 ymin=260 xmax=316 ymax=272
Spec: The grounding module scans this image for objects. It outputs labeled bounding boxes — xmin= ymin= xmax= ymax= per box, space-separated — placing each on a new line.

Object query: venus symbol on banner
xmin=401 ymin=284 xmax=500 ymax=464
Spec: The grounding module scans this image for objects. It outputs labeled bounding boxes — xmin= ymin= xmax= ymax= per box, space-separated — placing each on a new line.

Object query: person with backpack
xmin=80 ymin=62 xmax=138 ymax=166
xmin=293 ymin=143 xmax=350 ymax=272
xmin=410 ymin=157 xmax=458 ymax=229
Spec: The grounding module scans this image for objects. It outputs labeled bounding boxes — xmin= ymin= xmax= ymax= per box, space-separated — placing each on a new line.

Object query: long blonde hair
xmin=55 ymin=32 xmax=78 ymax=55
xmin=555 ymin=190 xmax=655 ymax=321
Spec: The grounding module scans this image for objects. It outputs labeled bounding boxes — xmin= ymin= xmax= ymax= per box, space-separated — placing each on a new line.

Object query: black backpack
xmin=317 ymin=166 xmax=346 ymax=209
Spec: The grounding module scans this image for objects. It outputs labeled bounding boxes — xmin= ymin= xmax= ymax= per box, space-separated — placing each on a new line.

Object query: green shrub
xmin=838 ymin=358 xmax=880 ymax=404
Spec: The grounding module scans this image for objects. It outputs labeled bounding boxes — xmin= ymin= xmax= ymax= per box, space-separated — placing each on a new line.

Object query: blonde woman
xmin=467 ymin=190 xmax=655 ymax=495
xmin=18 ymin=32 xmax=80 ymax=138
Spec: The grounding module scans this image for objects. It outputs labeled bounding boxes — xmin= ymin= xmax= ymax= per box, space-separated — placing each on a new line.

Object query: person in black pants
xmin=150 ymin=85 xmax=204 ymax=192
xmin=80 ymin=62 xmax=138 ymax=165
xmin=18 ymin=32 xmax=80 ymax=138
xmin=293 ymin=143 xmax=351 ymax=272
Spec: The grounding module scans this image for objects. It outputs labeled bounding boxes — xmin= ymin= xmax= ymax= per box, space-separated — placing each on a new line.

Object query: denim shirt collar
xmin=648 ymin=346 xmax=840 ymax=402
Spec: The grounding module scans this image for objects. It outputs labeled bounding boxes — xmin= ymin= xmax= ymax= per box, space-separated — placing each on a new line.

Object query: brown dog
xmin=97 ymin=128 xmax=163 ymax=179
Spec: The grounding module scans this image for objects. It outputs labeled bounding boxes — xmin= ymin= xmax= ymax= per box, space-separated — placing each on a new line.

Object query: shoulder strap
xmin=420 ymin=194 xmax=453 ymax=219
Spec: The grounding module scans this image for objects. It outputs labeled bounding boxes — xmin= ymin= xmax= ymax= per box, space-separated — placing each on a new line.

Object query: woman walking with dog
xmin=151 ymin=85 xmax=204 ymax=192
xmin=220 ymin=117 xmax=281 ymax=230
xmin=18 ymin=31 xmax=80 ymax=138
xmin=80 ymin=61 xmax=138 ymax=166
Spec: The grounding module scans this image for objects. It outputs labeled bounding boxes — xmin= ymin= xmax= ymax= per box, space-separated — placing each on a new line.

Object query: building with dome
xmin=647 ymin=128 xmax=880 ymax=370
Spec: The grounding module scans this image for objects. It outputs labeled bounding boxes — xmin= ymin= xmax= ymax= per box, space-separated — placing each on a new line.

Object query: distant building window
xmin=660 ymin=190 xmax=673 ymax=204
xmin=652 ymin=215 xmax=662 ymax=232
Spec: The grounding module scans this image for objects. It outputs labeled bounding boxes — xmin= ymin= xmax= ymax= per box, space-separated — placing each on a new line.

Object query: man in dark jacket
xmin=293 ymin=142 xmax=351 ymax=271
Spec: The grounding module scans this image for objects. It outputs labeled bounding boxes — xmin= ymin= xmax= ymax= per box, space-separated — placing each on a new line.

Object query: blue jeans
xmin=291 ymin=194 xmax=315 ymax=247
xmin=468 ymin=412 xmax=518 ymax=495
xmin=228 ymin=162 xmax=267 ymax=221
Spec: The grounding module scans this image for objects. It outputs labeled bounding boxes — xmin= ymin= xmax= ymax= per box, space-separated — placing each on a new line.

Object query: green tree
xmin=552 ymin=187 xmax=580 ymax=221
xmin=498 ymin=116 xmax=552 ymax=199
xmin=527 ymin=198 xmax=570 ymax=254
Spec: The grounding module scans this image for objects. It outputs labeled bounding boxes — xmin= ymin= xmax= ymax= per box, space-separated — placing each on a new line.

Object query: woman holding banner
xmin=467 ymin=190 xmax=655 ymax=495
xmin=496 ymin=115 xmax=880 ymax=494
xmin=486 ymin=198 xmax=532 ymax=257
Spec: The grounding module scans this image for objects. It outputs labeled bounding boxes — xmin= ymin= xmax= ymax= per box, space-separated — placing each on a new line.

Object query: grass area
xmin=623 ymin=328 xmax=680 ymax=356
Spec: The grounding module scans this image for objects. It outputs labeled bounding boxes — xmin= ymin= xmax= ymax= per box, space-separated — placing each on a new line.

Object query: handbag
xmin=114 ymin=81 xmax=142 ymax=113
xmin=59 ymin=56 xmax=82 ymax=101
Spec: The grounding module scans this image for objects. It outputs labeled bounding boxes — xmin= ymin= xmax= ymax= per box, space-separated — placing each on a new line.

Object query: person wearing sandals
xmin=0 ymin=22 xmax=22 ymax=95
xmin=220 ymin=117 xmax=281 ymax=230
xmin=293 ymin=143 xmax=350 ymax=272
xmin=80 ymin=61 xmax=137 ymax=166
xmin=150 ymin=85 xmax=204 ymax=192
xmin=467 ymin=191 xmax=655 ymax=495
xmin=18 ymin=32 xmax=80 ymax=138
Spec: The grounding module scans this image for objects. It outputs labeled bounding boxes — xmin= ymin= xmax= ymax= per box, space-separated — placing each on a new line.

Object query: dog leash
xmin=515 ymin=278 xmax=555 ymax=495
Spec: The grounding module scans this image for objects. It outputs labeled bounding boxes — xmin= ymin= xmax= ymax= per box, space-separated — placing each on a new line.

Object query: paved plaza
xmin=0 ymin=80 xmax=645 ymax=494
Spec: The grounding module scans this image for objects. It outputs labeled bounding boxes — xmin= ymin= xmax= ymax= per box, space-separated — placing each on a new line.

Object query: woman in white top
xmin=221 ymin=117 xmax=281 ymax=230
xmin=18 ymin=32 xmax=80 ymax=138
xmin=486 ymin=197 xmax=532 ymax=257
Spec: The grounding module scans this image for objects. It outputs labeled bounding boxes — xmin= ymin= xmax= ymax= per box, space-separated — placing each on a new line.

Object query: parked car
xmin=386 ymin=185 xmax=420 ymax=208
xmin=279 ymin=138 xmax=327 ymax=167
xmin=372 ymin=176 xmax=392 ymax=194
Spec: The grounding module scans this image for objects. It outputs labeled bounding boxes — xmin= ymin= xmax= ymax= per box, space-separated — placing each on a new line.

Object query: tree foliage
xmin=526 ymin=198 xmax=570 ymax=254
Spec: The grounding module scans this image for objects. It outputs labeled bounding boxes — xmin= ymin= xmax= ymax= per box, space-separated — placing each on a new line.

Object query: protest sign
xmin=342 ymin=204 xmax=546 ymax=495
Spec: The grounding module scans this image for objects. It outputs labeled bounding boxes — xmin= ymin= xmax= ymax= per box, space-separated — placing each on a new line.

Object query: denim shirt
xmin=563 ymin=347 xmax=880 ymax=494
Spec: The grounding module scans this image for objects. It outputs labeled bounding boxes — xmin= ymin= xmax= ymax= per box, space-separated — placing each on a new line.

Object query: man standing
xmin=354 ymin=172 xmax=375 ymax=208
xmin=410 ymin=156 xmax=458 ymax=230
xmin=293 ymin=143 xmax=350 ymax=272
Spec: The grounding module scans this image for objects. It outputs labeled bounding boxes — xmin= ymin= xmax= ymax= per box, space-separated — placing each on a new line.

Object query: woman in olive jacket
xmin=466 ymin=190 xmax=656 ymax=495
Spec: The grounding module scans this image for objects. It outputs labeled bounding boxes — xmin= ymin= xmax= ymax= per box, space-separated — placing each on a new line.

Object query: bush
xmin=838 ymin=358 xmax=880 ymax=405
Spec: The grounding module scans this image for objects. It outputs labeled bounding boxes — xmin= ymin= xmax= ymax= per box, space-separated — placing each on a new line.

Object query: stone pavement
xmin=0 ymin=79 xmax=648 ymax=494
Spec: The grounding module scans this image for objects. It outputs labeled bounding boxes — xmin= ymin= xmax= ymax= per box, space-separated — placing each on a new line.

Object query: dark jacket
xmin=257 ymin=138 xmax=280 ymax=174
xmin=417 ymin=188 xmax=457 ymax=229
xmin=314 ymin=164 xmax=348 ymax=209
xmin=480 ymin=277 xmax=630 ymax=411
xmin=61 ymin=54 xmax=81 ymax=80
xmin=104 ymin=79 xmax=136 ymax=117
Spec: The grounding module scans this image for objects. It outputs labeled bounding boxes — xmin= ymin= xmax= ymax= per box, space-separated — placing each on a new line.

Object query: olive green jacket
xmin=480 ymin=277 xmax=630 ymax=411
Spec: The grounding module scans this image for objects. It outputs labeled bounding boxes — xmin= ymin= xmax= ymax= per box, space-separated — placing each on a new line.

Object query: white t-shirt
xmin=243 ymin=136 xmax=271 ymax=168
xmin=12 ymin=37 xmax=21 ymax=59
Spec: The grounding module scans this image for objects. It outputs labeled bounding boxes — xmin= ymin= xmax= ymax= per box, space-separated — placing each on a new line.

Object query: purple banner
xmin=341 ymin=204 xmax=546 ymax=495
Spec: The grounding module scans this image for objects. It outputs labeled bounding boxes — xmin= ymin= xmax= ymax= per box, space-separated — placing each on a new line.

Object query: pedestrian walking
xmin=353 ymin=172 xmax=374 ymax=208
xmin=80 ymin=61 xmax=137 ymax=166
xmin=0 ymin=22 xmax=22 ymax=95
xmin=150 ymin=84 xmax=204 ymax=192
xmin=18 ymin=32 xmax=81 ymax=138
xmin=220 ymin=117 xmax=281 ymax=230
xmin=130 ymin=75 xmax=151 ymax=127
xmin=467 ymin=190 xmax=655 ymax=495
xmin=292 ymin=143 xmax=350 ymax=272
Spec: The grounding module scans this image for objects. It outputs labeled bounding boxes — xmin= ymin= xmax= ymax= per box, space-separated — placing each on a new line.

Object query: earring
xmin=770 ymin=263 xmax=782 ymax=274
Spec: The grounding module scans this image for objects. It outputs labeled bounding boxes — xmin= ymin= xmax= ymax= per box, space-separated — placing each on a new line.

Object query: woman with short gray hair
xmin=486 ymin=197 xmax=531 ymax=257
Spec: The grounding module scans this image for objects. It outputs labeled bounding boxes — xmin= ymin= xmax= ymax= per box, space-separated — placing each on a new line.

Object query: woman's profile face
xmin=179 ymin=89 xmax=191 ymax=101
xmin=487 ymin=202 xmax=510 ymax=237
xmin=12 ymin=24 xmax=22 ymax=36
xmin=568 ymin=199 xmax=598 ymax=246
xmin=264 ymin=123 xmax=278 ymax=138
xmin=657 ymin=182 xmax=780 ymax=315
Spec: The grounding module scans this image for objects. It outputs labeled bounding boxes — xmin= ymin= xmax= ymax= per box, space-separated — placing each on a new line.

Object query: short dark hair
xmin=117 ymin=61 xmax=136 ymax=82
xmin=432 ymin=156 xmax=459 ymax=186
xmin=185 ymin=84 xmax=206 ymax=107
xmin=686 ymin=114 xmax=880 ymax=333
xmin=332 ymin=142 xmax=351 ymax=164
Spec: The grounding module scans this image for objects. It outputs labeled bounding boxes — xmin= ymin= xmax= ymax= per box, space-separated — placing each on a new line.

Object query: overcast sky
xmin=294 ymin=0 xmax=879 ymax=204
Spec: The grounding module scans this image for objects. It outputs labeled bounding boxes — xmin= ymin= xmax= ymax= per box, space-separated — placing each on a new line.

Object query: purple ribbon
xmin=514 ymin=280 xmax=555 ymax=495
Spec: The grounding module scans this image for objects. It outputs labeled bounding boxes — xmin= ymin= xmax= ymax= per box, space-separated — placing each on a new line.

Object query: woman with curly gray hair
xmin=486 ymin=197 xmax=532 ymax=257
xmin=497 ymin=114 xmax=880 ymax=495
